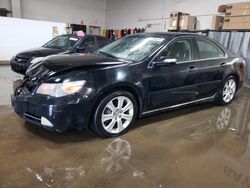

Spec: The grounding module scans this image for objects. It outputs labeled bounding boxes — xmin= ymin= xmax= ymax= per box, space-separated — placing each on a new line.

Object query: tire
xmin=216 ymin=76 xmax=237 ymax=105
xmin=93 ymin=91 xmax=138 ymax=138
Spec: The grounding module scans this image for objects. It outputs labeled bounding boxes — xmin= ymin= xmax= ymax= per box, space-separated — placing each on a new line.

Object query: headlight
xmin=30 ymin=57 xmax=45 ymax=65
xmin=36 ymin=80 xmax=86 ymax=97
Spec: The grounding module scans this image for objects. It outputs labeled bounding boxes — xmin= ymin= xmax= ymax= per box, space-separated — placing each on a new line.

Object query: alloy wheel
xmin=222 ymin=78 xmax=236 ymax=103
xmin=101 ymin=96 xmax=134 ymax=134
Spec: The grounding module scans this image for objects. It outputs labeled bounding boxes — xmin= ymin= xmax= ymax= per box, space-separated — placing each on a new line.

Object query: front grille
xmin=14 ymin=76 xmax=41 ymax=95
xmin=15 ymin=56 xmax=30 ymax=64
xmin=11 ymin=56 xmax=31 ymax=74
xmin=22 ymin=77 xmax=39 ymax=93
xmin=15 ymin=85 xmax=30 ymax=96
xmin=22 ymin=67 xmax=50 ymax=93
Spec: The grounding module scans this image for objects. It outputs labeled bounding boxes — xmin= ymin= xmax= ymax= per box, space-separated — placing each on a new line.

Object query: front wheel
xmin=216 ymin=76 xmax=237 ymax=105
xmin=93 ymin=91 xmax=137 ymax=138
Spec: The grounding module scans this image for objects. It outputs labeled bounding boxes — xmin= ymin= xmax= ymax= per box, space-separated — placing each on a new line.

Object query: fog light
xmin=41 ymin=117 xmax=53 ymax=127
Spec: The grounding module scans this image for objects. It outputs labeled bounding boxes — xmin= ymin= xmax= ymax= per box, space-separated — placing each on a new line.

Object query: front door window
xmin=158 ymin=38 xmax=193 ymax=63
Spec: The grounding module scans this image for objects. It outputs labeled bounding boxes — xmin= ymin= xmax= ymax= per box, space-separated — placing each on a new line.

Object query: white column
xmin=11 ymin=0 xmax=21 ymax=18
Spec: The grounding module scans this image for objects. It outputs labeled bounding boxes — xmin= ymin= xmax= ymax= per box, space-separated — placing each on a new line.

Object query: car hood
xmin=16 ymin=47 xmax=64 ymax=59
xmin=26 ymin=54 xmax=126 ymax=76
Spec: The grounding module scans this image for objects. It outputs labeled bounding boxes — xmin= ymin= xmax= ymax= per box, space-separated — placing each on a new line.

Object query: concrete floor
xmin=0 ymin=65 xmax=250 ymax=188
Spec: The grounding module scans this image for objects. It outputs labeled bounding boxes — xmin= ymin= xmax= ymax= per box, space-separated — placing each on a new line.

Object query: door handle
xmin=220 ymin=62 xmax=226 ymax=67
xmin=187 ymin=66 xmax=197 ymax=72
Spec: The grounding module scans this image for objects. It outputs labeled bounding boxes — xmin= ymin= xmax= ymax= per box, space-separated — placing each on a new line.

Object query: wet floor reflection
xmin=100 ymin=138 xmax=131 ymax=173
xmin=0 ymin=87 xmax=249 ymax=188
xmin=25 ymin=165 xmax=86 ymax=187
xmin=21 ymin=138 xmax=132 ymax=187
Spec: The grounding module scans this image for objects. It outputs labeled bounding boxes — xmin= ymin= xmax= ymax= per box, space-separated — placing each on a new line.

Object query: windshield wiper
xmin=98 ymin=51 xmax=118 ymax=59
xmin=98 ymin=51 xmax=134 ymax=63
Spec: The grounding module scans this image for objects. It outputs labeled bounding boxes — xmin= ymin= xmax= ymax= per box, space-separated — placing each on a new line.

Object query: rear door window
xmin=195 ymin=38 xmax=225 ymax=59
xmin=78 ymin=37 xmax=97 ymax=51
xmin=97 ymin=37 xmax=110 ymax=48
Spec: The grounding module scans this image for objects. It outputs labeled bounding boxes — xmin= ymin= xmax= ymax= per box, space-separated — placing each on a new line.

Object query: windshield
xmin=98 ymin=35 xmax=165 ymax=62
xmin=43 ymin=35 xmax=80 ymax=51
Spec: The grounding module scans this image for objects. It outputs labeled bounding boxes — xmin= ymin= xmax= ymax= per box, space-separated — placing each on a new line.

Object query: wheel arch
xmin=225 ymin=73 xmax=240 ymax=90
xmin=88 ymin=82 xmax=144 ymax=128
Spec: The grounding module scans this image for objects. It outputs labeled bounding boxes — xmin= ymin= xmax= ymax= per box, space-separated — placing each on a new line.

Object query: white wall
xmin=0 ymin=0 xmax=106 ymax=61
xmin=2 ymin=0 xmax=250 ymax=61
xmin=0 ymin=17 xmax=65 ymax=61
xmin=105 ymin=0 xmax=166 ymax=30
xmin=0 ymin=0 xmax=11 ymax=9
xmin=105 ymin=0 xmax=250 ymax=30
xmin=20 ymin=0 xmax=106 ymax=27
xmin=1 ymin=0 xmax=106 ymax=27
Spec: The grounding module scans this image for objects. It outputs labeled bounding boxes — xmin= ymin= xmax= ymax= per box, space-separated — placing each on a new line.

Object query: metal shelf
xmin=169 ymin=29 xmax=250 ymax=35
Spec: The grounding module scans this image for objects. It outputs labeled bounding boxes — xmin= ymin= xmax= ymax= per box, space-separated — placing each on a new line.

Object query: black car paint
xmin=12 ymin=33 xmax=245 ymax=132
xmin=10 ymin=35 xmax=110 ymax=75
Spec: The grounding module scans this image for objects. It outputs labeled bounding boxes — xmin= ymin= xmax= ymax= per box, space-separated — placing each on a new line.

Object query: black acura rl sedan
xmin=11 ymin=32 xmax=246 ymax=137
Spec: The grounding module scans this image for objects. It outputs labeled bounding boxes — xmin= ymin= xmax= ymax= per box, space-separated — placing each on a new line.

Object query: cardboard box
xmin=212 ymin=16 xmax=224 ymax=29
xmin=223 ymin=12 xmax=250 ymax=29
xmin=223 ymin=15 xmax=250 ymax=29
xmin=218 ymin=5 xmax=227 ymax=13
xmin=169 ymin=16 xmax=179 ymax=30
xmin=179 ymin=15 xmax=196 ymax=30
xmin=224 ymin=16 xmax=250 ymax=23
xmin=226 ymin=9 xmax=250 ymax=16
xmin=169 ymin=11 xmax=189 ymax=30
xmin=226 ymin=1 xmax=250 ymax=10
xmin=223 ymin=21 xmax=250 ymax=29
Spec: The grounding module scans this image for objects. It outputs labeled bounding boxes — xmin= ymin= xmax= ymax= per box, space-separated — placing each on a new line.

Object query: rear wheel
xmin=93 ymin=91 xmax=137 ymax=138
xmin=216 ymin=76 xmax=237 ymax=105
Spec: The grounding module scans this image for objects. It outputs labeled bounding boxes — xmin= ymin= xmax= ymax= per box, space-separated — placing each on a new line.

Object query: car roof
xmin=60 ymin=34 xmax=107 ymax=38
xmin=135 ymin=32 xmax=202 ymax=38
xmin=62 ymin=32 xmax=201 ymax=38
xmin=133 ymin=32 xmax=223 ymax=45
xmin=132 ymin=32 xmax=230 ymax=51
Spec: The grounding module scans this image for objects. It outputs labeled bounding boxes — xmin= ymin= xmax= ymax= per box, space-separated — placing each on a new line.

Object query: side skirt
xmin=141 ymin=94 xmax=216 ymax=116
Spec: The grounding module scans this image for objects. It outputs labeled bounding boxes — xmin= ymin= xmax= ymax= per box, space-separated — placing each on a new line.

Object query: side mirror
xmin=153 ymin=58 xmax=177 ymax=67
xmin=76 ymin=46 xmax=86 ymax=52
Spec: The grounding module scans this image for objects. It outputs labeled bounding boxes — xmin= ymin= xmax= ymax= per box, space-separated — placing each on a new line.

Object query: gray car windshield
xmin=98 ymin=35 xmax=165 ymax=62
xmin=43 ymin=35 xmax=80 ymax=51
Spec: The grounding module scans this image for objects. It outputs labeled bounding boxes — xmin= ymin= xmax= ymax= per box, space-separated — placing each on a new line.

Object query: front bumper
xmin=11 ymin=92 xmax=92 ymax=132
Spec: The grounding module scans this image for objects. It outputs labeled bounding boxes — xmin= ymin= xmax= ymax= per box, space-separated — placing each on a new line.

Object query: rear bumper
xmin=11 ymin=93 xmax=92 ymax=132
xmin=10 ymin=58 xmax=30 ymax=75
